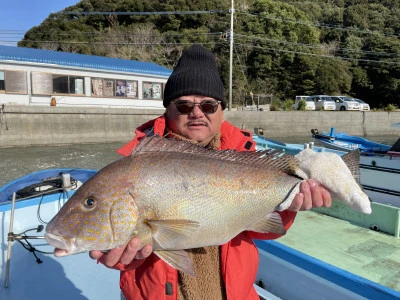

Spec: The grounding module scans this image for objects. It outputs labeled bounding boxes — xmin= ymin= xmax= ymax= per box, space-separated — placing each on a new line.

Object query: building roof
xmin=0 ymin=45 xmax=172 ymax=77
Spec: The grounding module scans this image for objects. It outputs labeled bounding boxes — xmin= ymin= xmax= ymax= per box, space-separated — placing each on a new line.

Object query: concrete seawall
xmin=0 ymin=105 xmax=399 ymax=147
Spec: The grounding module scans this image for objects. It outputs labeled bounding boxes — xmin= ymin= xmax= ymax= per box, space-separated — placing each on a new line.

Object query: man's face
xmin=166 ymin=95 xmax=224 ymax=146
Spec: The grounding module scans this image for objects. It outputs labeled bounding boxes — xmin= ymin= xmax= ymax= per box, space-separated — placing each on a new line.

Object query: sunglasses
xmin=171 ymin=99 xmax=221 ymax=115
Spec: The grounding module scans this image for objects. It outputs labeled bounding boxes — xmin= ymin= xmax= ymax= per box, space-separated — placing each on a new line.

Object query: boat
xmin=0 ymin=169 xmax=121 ymax=299
xmin=311 ymin=127 xmax=395 ymax=154
xmin=253 ymin=134 xmax=400 ymax=296
xmin=1 ymin=168 xmax=400 ymax=299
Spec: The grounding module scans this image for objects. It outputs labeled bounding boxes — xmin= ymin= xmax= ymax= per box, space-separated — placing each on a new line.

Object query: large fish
xmin=44 ymin=135 xmax=371 ymax=275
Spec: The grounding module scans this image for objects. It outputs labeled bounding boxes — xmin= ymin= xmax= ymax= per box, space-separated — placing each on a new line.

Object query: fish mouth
xmin=44 ymin=232 xmax=77 ymax=257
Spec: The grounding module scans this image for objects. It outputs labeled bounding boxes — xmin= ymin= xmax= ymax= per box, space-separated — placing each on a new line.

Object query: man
xmin=90 ymin=44 xmax=331 ymax=299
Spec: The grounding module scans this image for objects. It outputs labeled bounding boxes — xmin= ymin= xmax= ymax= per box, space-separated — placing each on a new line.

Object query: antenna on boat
xmin=4 ymin=192 xmax=16 ymax=288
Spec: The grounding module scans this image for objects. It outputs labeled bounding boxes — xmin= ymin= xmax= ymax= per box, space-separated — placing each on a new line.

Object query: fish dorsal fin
xmin=133 ymin=135 xmax=300 ymax=174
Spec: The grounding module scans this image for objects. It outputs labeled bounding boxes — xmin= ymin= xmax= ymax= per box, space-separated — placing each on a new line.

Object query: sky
xmin=0 ymin=0 xmax=79 ymax=46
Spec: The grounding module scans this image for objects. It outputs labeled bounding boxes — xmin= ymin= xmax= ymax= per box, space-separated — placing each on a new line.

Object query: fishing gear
xmin=10 ymin=173 xmax=78 ymax=201
xmin=7 ymin=225 xmax=50 ymax=264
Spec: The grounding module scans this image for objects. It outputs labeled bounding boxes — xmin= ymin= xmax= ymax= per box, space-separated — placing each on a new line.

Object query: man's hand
xmin=89 ymin=238 xmax=153 ymax=267
xmin=289 ymin=179 xmax=332 ymax=212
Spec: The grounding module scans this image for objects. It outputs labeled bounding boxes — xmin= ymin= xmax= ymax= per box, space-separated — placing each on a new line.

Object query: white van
xmin=310 ymin=95 xmax=336 ymax=111
xmin=331 ymin=96 xmax=360 ymax=111
xmin=292 ymin=96 xmax=315 ymax=110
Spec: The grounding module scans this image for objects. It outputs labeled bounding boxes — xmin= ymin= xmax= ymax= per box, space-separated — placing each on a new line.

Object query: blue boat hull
xmin=311 ymin=128 xmax=392 ymax=154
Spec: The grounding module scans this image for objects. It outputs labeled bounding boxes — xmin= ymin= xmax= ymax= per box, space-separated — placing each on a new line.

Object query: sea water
xmin=0 ymin=142 xmax=123 ymax=187
xmin=0 ymin=136 xmax=398 ymax=188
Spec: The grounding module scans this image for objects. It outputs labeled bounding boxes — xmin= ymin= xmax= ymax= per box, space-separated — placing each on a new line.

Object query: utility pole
xmin=228 ymin=0 xmax=234 ymax=111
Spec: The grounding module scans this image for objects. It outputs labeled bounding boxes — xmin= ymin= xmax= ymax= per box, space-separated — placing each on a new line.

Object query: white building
xmin=0 ymin=45 xmax=171 ymax=109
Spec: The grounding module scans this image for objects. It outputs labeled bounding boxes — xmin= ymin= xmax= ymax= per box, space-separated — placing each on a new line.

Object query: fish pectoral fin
xmin=248 ymin=212 xmax=286 ymax=235
xmin=154 ymin=249 xmax=195 ymax=276
xmin=147 ymin=219 xmax=200 ymax=249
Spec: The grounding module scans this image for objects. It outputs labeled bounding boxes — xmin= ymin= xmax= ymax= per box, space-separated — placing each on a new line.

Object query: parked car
xmin=331 ymin=96 xmax=361 ymax=111
xmin=353 ymin=98 xmax=371 ymax=111
xmin=309 ymin=95 xmax=336 ymax=111
xmin=292 ymin=96 xmax=315 ymax=110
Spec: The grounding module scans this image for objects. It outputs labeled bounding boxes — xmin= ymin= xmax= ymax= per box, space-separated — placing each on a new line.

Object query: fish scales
xmin=45 ymin=135 xmax=371 ymax=275
xmin=94 ymin=151 xmax=288 ymax=247
xmin=128 ymin=152 xmax=300 ymax=246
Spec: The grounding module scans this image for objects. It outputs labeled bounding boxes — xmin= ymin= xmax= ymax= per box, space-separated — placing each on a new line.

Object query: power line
xmin=2 ymin=35 xmax=396 ymax=66
xmin=58 ymin=10 xmax=227 ymax=15
xmin=1 ymin=34 xmax=223 ymax=45
xmin=234 ymin=34 xmax=400 ymax=59
xmin=0 ymin=31 xmax=223 ymax=38
xmin=234 ymin=42 xmax=400 ymax=66
xmin=1 ymin=40 xmax=223 ymax=47
xmin=2 ymin=29 xmax=397 ymax=59
xmin=0 ymin=30 xmax=27 ymax=34
xmin=2 ymin=34 xmax=398 ymax=63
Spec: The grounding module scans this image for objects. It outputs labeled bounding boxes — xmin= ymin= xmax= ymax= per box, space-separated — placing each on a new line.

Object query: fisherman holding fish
xmin=85 ymin=45 xmax=333 ymax=299
xmin=45 ymin=44 xmax=371 ymax=299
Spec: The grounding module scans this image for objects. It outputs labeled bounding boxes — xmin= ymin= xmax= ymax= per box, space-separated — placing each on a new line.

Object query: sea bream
xmin=45 ymin=135 xmax=371 ymax=275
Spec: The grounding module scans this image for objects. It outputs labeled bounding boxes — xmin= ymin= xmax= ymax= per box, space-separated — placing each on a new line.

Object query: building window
xmin=31 ymin=72 xmax=52 ymax=95
xmin=70 ymin=76 xmax=84 ymax=94
xmin=53 ymin=75 xmax=69 ymax=94
xmin=116 ymin=80 xmax=126 ymax=97
xmin=53 ymin=75 xmax=85 ymax=95
xmin=126 ymin=80 xmax=138 ymax=98
xmin=143 ymin=82 xmax=163 ymax=100
xmin=0 ymin=70 xmax=28 ymax=94
xmin=91 ymin=78 xmax=138 ymax=98
xmin=31 ymin=72 xmax=84 ymax=95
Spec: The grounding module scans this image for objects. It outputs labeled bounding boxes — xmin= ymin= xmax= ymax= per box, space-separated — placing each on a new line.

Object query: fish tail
xmin=341 ymin=150 xmax=361 ymax=185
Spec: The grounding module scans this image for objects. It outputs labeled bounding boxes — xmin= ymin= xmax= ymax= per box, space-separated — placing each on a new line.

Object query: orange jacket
xmin=110 ymin=115 xmax=297 ymax=300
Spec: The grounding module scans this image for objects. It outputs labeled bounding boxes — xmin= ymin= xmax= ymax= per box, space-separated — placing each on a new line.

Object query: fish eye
xmin=84 ymin=198 xmax=96 ymax=209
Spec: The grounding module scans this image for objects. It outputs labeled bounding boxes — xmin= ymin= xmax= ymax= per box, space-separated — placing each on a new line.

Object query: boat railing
xmin=360 ymin=164 xmax=400 ymax=174
xmin=314 ymin=201 xmax=400 ymax=238
xmin=362 ymin=185 xmax=400 ymax=198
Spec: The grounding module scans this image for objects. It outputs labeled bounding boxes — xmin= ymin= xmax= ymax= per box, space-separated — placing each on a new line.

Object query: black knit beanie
xmin=163 ymin=44 xmax=226 ymax=109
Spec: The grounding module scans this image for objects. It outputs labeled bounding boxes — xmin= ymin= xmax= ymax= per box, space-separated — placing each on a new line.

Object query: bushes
xmin=270 ymin=99 xmax=283 ymax=111
xmin=297 ymin=100 xmax=307 ymax=110
xmin=384 ymin=104 xmax=398 ymax=111
xmin=373 ymin=103 xmax=398 ymax=111
xmin=270 ymin=99 xmax=295 ymax=111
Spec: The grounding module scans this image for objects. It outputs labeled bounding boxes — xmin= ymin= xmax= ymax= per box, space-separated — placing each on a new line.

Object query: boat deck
xmin=276 ymin=210 xmax=400 ymax=292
